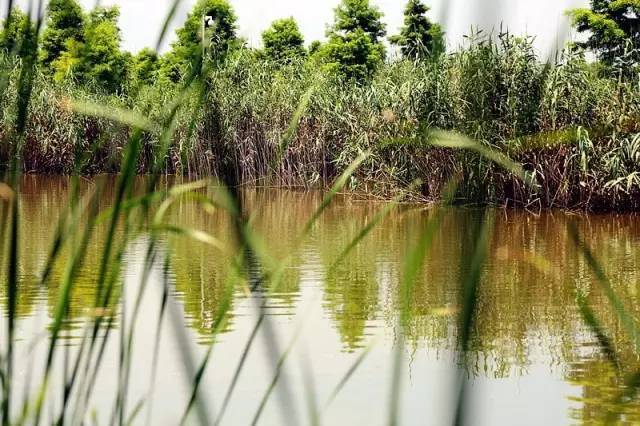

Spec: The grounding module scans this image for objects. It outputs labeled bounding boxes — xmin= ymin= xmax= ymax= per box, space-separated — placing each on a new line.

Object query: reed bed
xmin=1 ymin=33 xmax=639 ymax=210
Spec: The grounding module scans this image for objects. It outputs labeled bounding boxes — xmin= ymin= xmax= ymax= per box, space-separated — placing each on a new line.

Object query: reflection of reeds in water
xmin=6 ymin=174 xmax=640 ymax=423
xmin=2 ymin=2 xmax=640 ymax=425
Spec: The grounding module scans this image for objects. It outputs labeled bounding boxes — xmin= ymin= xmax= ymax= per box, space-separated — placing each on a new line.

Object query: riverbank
xmin=2 ymin=35 xmax=640 ymax=212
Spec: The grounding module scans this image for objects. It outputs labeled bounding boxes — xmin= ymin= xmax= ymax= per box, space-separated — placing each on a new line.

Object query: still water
xmin=2 ymin=176 xmax=640 ymax=425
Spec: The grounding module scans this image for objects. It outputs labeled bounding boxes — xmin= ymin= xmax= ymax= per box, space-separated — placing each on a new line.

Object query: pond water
xmin=2 ymin=175 xmax=640 ymax=425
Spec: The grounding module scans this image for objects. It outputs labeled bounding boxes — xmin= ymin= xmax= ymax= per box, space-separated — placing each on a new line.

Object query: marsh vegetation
xmin=2 ymin=0 xmax=640 ymax=425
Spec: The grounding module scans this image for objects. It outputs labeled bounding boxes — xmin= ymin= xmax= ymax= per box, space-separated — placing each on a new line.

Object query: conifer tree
xmin=319 ymin=0 xmax=386 ymax=81
xmin=390 ymin=0 xmax=444 ymax=60
xmin=568 ymin=0 xmax=640 ymax=64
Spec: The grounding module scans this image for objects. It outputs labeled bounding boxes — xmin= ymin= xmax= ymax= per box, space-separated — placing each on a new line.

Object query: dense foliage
xmin=390 ymin=0 xmax=444 ymax=60
xmin=53 ymin=6 xmax=127 ymax=92
xmin=0 ymin=8 xmax=36 ymax=59
xmin=3 ymin=1 xmax=640 ymax=425
xmin=161 ymin=0 xmax=239 ymax=81
xmin=317 ymin=0 xmax=387 ymax=81
xmin=131 ymin=48 xmax=160 ymax=87
xmin=261 ymin=17 xmax=305 ymax=63
xmin=39 ymin=0 xmax=84 ymax=69
xmin=567 ymin=0 xmax=640 ymax=65
xmin=0 ymin=0 xmax=640 ymax=210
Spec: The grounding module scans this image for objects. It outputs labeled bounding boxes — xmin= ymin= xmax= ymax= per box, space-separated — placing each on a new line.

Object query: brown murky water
xmin=2 ymin=175 xmax=640 ymax=425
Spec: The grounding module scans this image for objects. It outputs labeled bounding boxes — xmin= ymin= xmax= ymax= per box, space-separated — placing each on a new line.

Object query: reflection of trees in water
xmin=166 ymin=187 xmax=236 ymax=339
xmin=313 ymin=200 xmax=416 ymax=351
xmin=166 ymin=188 xmax=311 ymax=339
xmin=8 ymin=178 xmax=640 ymax=418
xmin=0 ymin=176 xmax=122 ymax=329
xmin=565 ymin=355 xmax=640 ymax=424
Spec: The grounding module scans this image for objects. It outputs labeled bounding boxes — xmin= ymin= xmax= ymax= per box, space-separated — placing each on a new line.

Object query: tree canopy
xmin=53 ymin=6 xmax=127 ymax=92
xmin=390 ymin=0 xmax=444 ymax=60
xmin=132 ymin=48 xmax=160 ymax=86
xmin=332 ymin=0 xmax=386 ymax=43
xmin=162 ymin=0 xmax=238 ymax=81
xmin=319 ymin=0 xmax=387 ymax=81
xmin=40 ymin=0 xmax=84 ymax=69
xmin=262 ymin=17 xmax=305 ymax=63
xmin=309 ymin=40 xmax=323 ymax=56
xmin=0 ymin=8 xmax=37 ymax=58
xmin=567 ymin=0 xmax=640 ymax=64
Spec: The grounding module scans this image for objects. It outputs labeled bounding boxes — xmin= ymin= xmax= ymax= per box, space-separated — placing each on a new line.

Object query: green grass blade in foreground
xmin=322 ymin=341 xmax=376 ymax=412
xmin=67 ymin=134 xmax=145 ymax=424
xmin=112 ymin=240 xmax=160 ymax=426
xmin=270 ymin=85 xmax=315 ymax=174
xmin=156 ymin=225 xmax=226 ymax=252
xmin=400 ymin=178 xmax=458 ymax=322
xmin=575 ymin=292 xmax=620 ymax=369
xmin=217 ymin=179 xmax=301 ymax=426
xmin=153 ymin=0 xmax=182 ymax=51
xmin=2 ymin=5 xmax=42 ymax=421
xmin=568 ymin=223 xmax=640 ymax=351
xmin=214 ymin=315 xmax=265 ymax=426
xmin=69 ymin=99 xmax=157 ymax=132
xmin=60 ymin=17 xmax=202 ymax=418
xmin=125 ymin=399 xmax=145 ymax=426
xmin=299 ymin=350 xmax=320 ymax=426
xmin=177 ymin=182 xmax=272 ymax=426
xmin=329 ymin=181 xmax=420 ymax=271
xmin=145 ymin=255 xmax=171 ymax=426
xmin=31 ymin=183 xmax=103 ymax=425
xmin=250 ymin=320 xmax=306 ymax=426
xmin=95 ymin=181 xmax=222 ymax=227
xmin=429 ymin=130 xmax=534 ymax=187
xmin=569 ymin=223 xmax=640 ymax=421
xmin=302 ymin=152 xmax=368 ymax=236
xmin=252 ymin=153 xmax=370 ymax=293
xmin=424 ymin=131 xmax=531 ymax=425
xmin=2 ymin=180 xmax=19 ymax=426
xmin=388 ymin=334 xmax=404 ymax=426
xmin=179 ymin=263 xmax=238 ymax=426
xmin=453 ymin=210 xmax=494 ymax=426
xmin=37 ymin=178 xmax=80 ymax=287
xmin=389 ymin=180 xmax=458 ymax=426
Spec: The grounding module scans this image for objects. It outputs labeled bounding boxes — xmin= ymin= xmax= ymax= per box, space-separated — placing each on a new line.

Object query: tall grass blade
xmin=323 ymin=342 xmax=375 ymax=411
xmin=575 ymin=292 xmax=620 ymax=369
xmin=568 ymin=223 xmax=640 ymax=351
xmin=329 ymin=183 xmax=419 ymax=271
xmin=299 ymin=351 xmax=320 ymax=426
xmin=250 ymin=323 xmax=304 ymax=426
xmin=429 ymin=130 xmax=531 ymax=184
xmin=214 ymin=314 xmax=265 ymax=426
xmin=144 ymin=255 xmax=171 ymax=426
xmin=453 ymin=210 xmax=494 ymax=426
xmin=302 ymin=153 xmax=368 ymax=235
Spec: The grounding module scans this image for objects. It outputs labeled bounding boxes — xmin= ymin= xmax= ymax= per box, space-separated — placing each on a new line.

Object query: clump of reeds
xmin=2 ymin=29 xmax=639 ymax=210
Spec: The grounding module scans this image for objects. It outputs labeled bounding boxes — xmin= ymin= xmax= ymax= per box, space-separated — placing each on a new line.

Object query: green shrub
xmin=261 ymin=17 xmax=305 ymax=64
